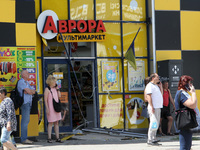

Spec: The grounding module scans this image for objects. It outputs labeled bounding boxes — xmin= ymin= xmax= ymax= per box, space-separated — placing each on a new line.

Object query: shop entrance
xmin=44 ymin=58 xmax=96 ymax=132
xmin=44 ymin=59 xmax=72 ymax=132
xmin=70 ymin=60 xmax=95 ymax=129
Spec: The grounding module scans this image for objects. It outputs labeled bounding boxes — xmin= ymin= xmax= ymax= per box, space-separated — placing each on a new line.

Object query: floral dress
xmin=0 ymin=97 xmax=17 ymax=131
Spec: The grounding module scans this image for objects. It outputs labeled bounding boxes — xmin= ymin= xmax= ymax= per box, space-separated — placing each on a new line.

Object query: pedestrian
xmin=144 ymin=77 xmax=150 ymax=103
xmin=145 ymin=73 xmax=163 ymax=146
xmin=174 ymin=75 xmax=197 ymax=150
xmin=44 ymin=75 xmax=62 ymax=143
xmin=17 ymin=70 xmax=36 ymax=144
xmin=144 ymin=77 xmax=150 ymax=122
xmin=159 ymin=80 xmax=175 ymax=136
xmin=0 ymin=87 xmax=17 ymax=150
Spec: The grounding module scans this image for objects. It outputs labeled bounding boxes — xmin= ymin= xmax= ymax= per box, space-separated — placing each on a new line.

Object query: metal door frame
xmin=44 ymin=58 xmax=72 ymax=132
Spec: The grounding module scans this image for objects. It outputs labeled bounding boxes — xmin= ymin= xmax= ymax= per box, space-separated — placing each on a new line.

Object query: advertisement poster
xmin=99 ymin=95 xmax=123 ymax=128
xmin=101 ymin=61 xmax=119 ymax=91
xmin=128 ymin=61 xmax=145 ymax=91
xmin=125 ymin=94 xmax=148 ymax=129
xmin=0 ymin=47 xmax=37 ymax=92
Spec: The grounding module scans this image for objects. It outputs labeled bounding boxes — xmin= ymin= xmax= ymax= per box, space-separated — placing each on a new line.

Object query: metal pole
xmin=151 ymin=0 xmax=157 ymax=73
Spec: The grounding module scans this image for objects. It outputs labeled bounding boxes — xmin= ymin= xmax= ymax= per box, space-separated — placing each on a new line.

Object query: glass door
xmin=44 ymin=59 xmax=72 ymax=132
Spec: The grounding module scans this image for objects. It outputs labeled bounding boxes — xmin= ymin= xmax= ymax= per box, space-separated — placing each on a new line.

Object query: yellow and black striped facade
xmin=0 ymin=0 xmax=38 ymax=137
xmin=0 ymin=0 xmax=200 ymax=138
xmin=155 ymin=0 xmax=200 ymax=109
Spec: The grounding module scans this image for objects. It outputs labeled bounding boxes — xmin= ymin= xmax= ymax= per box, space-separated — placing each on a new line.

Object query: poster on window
xmin=0 ymin=47 xmax=37 ymax=92
xmin=101 ymin=61 xmax=119 ymax=91
xmin=128 ymin=61 xmax=145 ymax=91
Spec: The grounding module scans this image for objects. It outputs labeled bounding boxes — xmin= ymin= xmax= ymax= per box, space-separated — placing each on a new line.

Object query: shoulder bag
xmin=48 ymin=87 xmax=61 ymax=112
xmin=175 ymin=91 xmax=198 ymax=130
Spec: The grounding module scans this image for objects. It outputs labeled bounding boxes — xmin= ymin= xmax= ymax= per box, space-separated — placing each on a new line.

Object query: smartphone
xmin=185 ymin=83 xmax=191 ymax=91
xmin=157 ymin=81 xmax=160 ymax=84
xmin=55 ymin=84 xmax=58 ymax=88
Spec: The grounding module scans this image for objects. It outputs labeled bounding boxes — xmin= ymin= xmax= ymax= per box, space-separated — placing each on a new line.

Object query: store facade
xmin=0 ymin=0 xmax=173 ymax=137
xmin=37 ymin=0 xmax=149 ymax=133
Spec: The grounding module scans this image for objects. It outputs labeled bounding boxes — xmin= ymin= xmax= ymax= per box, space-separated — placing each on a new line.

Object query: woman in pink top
xmin=44 ymin=75 xmax=62 ymax=143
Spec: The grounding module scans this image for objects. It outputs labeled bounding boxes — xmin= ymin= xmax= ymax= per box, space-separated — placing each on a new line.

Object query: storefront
xmin=37 ymin=0 xmax=149 ymax=132
xmin=0 ymin=0 xmax=151 ymax=137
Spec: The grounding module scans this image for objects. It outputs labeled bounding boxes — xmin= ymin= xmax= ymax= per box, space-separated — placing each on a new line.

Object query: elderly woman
xmin=0 ymin=87 xmax=17 ymax=150
xmin=174 ymin=75 xmax=197 ymax=150
xmin=44 ymin=75 xmax=62 ymax=143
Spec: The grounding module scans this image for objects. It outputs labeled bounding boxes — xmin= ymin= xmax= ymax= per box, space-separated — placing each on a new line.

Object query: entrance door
xmin=44 ymin=59 xmax=72 ymax=132
xmin=70 ymin=60 xmax=96 ymax=129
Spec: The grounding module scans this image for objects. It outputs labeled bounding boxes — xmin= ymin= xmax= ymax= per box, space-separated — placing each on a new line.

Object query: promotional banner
xmin=128 ymin=61 xmax=145 ymax=91
xmin=101 ymin=61 xmax=120 ymax=91
xmin=99 ymin=95 xmax=123 ymax=129
xmin=125 ymin=94 xmax=148 ymax=129
xmin=0 ymin=47 xmax=37 ymax=92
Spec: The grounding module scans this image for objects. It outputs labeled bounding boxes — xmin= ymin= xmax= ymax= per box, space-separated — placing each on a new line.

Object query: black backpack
xmin=10 ymin=81 xmax=24 ymax=110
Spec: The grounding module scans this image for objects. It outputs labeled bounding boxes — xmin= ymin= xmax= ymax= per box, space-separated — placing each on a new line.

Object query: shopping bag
xmin=150 ymin=114 xmax=158 ymax=131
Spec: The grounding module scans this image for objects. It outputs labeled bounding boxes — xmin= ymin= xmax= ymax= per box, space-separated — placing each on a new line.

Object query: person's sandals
xmin=47 ymin=139 xmax=53 ymax=143
xmin=160 ymin=132 xmax=166 ymax=136
xmin=56 ymin=138 xmax=63 ymax=143
xmin=22 ymin=139 xmax=34 ymax=144
xmin=167 ymin=133 xmax=174 ymax=136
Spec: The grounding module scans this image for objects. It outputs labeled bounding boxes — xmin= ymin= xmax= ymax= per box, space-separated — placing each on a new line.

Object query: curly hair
xmin=46 ymin=75 xmax=56 ymax=86
xmin=178 ymin=75 xmax=193 ymax=91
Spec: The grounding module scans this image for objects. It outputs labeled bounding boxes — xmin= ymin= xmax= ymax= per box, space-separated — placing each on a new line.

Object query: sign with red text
xmin=99 ymin=96 xmax=123 ymax=128
xmin=37 ymin=10 xmax=106 ymax=42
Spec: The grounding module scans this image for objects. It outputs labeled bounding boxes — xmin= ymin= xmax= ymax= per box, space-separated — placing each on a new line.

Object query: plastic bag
xmin=150 ymin=114 xmax=158 ymax=131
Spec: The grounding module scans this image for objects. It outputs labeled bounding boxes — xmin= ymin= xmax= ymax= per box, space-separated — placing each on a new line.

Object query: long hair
xmin=178 ymin=75 xmax=193 ymax=91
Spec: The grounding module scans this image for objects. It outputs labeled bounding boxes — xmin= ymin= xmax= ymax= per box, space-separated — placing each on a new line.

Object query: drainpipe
xmin=151 ymin=0 xmax=156 ymax=73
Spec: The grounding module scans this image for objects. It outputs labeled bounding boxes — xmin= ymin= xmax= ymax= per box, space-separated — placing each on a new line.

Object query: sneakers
xmin=22 ymin=139 xmax=34 ymax=144
xmin=152 ymin=139 xmax=160 ymax=143
xmin=147 ymin=139 xmax=161 ymax=146
xmin=147 ymin=142 xmax=162 ymax=146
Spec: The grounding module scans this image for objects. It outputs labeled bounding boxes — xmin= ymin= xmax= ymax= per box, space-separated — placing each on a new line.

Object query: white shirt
xmin=146 ymin=82 xmax=163 ymax=108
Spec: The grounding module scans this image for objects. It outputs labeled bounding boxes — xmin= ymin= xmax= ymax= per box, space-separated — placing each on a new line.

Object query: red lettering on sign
xmin=96 ymin=20 xmax=106 ymax=32
xmin=68 ymin=20 xmax=76 ymax=33
xmin=77 ymin=20 xmax=87 ymax=33
xmin=88 ymin=20 xmax=96 ymax=32
xmin=58 ymin=20 xmax=68 ymax=33
xmin=42 ymin=16 xmax=57 ymax=33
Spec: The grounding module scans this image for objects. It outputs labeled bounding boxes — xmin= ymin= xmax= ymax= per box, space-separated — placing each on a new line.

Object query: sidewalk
xmin=15 ymin=132 xmax=200 ymax=150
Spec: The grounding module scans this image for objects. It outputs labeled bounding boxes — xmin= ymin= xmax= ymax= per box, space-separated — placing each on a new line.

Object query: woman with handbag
xmin=0 ymin=87 xmax=17 ymax=150
xmin=44 ymin=75 xmax=62 ymax=143
xmin=174 ymin=75 xmax=197 ymax=150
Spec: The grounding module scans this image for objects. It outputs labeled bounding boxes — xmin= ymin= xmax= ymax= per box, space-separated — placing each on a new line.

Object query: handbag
xmin=175 ymin=91 xmax=198 ymax=130
xmin=48 ymin=87 xmax=61 ymax=112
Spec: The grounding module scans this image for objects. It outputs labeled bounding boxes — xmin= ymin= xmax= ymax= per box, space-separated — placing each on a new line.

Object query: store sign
xmin=37 ymin=10 xmax=106 ymax=42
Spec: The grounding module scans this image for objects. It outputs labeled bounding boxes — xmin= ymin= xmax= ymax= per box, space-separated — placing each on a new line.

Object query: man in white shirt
xmin=146 ymin=73 xmax=163 ymax=146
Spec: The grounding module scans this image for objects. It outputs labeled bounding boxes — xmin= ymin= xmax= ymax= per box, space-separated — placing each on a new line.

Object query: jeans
xmin=21 ymin=103 xmax=31 ymax=142
xmin=179 ymin=129 xmax=192 ymax=150
xmin=1 ymin=127 xmax=12 ymax=144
